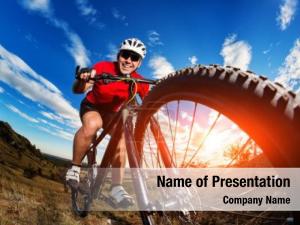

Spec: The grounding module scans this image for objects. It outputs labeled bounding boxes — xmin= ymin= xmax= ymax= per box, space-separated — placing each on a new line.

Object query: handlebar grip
xmin=75 ymin=66 xmax=93 ymax=80
xmin=75 ymin=65 xmax=80 ymax=79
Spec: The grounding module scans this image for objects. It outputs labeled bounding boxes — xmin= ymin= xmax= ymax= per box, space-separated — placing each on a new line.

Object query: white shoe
xmin=109 ymin=185 xmax=134 ymax=208
xmin=66 ymin=165 xmax=81 ymax=189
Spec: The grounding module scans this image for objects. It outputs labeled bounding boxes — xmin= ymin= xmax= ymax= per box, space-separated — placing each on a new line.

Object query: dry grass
xmin=0 ymin=163 xmax=142 ymax=225
xmin=0 ymin=163 xmax=293 ymax=225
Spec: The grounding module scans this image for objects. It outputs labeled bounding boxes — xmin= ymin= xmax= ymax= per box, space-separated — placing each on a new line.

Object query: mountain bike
xmin=70 ymin=72 xmax=164 ymax=223
xmin=70 ymin=64 xmax=300 ymax=225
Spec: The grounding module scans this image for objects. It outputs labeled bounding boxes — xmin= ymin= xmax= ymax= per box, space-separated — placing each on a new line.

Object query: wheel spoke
xmin=171 ymin=100 xmax=180 ymax=167
xmin=145 ymin=126 xmax=163 ymax=168
xmin=137 ymin=100 xmax=262 ymax=223
xmin=184 ymin=112 xmax=221 ymax=167
xmin=165 ymin=103 xmax=174 ymax=144
xmin=145 ymin=128 xmax=153 ymax=168
xmin=181 ymin=102 xmax=198 ymax=167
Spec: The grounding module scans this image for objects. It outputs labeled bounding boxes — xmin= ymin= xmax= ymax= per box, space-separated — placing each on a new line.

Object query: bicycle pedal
xmin=117 ymin=197 xmax=135 ymax=209
xmin=101 ymin=195 xmax=118 ymax=209
xmin=105 ymin=196 xmax=134 ymax=209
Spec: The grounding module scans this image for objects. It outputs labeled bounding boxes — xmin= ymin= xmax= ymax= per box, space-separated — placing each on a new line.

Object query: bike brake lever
xmin=75 ymin=65 xmax=80 ymax=79
xmin=75 ymin=66 xmax=94 ymax=80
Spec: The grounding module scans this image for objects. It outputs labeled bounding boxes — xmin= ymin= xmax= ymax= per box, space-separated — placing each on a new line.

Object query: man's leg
xmin=66 ymin=111 xmax=103 ymax=185
xmin=72 ymin=111 xmax=103 ymax=165
xmin=109 ymin=131 xmax=134 ymax=206
xmin=111 ymin=131 xmax=126 ymax=185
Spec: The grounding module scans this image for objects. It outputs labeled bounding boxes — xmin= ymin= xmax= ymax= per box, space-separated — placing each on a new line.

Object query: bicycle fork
xmin=123 ymin=108 xmax=154 ymax=211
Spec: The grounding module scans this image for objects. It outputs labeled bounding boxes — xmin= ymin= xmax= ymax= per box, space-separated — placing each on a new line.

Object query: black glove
xmin=75 ymin=66 xmax=93 ymax=80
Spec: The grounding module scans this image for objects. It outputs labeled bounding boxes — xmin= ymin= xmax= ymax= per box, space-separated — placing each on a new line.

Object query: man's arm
xmin=72 ymin=79 xmax=94 ymax=94
xmin=72 ymin=69 xmax=96 ymax=94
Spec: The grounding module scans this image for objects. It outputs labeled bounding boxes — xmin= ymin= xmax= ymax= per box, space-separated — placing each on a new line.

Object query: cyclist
xmin=66 ymin=38 xmax=149 ymax=207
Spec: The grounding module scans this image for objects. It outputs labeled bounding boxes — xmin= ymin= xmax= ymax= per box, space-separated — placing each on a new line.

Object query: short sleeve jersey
xmin=86 ymin=61 xmax=149 ymax=112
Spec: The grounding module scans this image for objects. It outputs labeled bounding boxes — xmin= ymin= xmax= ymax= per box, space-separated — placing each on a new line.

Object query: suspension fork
xmin=123 ymin=108 xmax=153 ymax=210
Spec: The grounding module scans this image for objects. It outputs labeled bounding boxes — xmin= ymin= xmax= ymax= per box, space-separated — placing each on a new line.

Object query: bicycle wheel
xmin=134 ymin=64 xmax=300 ymax=224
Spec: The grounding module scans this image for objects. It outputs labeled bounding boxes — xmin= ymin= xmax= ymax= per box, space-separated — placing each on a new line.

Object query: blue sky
xmin=0 ymin=0 xmax=299 ymax=159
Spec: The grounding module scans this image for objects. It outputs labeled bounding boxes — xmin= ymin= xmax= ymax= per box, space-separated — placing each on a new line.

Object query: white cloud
xmin=0 ymin=86 xmax=4 ymax=93
xmin=36 ymin=125 xmax=73 ymax=141
xmin=35 ymin=117 xmax=74 ymax=141
xmin=19 ymin=0 xmax=90 ymax=66
xmin=208 ymin=110 xmax=220 ymax=126
xmin=106 ymin=43 xmax=118 ymax=61
xmin=75 ymin=0 xmax=105 ymax=29
xmin=18 ymin=99 xmax=26 ymax=105
xmin=148 ymin=55 xmax=175 ymax=79
xmin=112 ymin=8 xmax=126 ymax=20
xmin=20 ymin=0 xmax=51 ymax=14
xmin=277 ymin=0 xmax=297 ymax=30
xmin=25 ymin=33 xmax=38 ymax=48
xmin=65 ymin=32 xmax=90 ymax=66
xmin=148 ymin=31 xmax=163 ymax=47
xmin=40 ymin=111 xmax=64 ymax=123
xmin=6 ymin=104 xmax=39 ymax=123
xmin=0 ymin=44 xmax=61 ymax=94
xmin=220 ymin=34 xmax=252 ymax=71
xmin=0 ymin=44 xmax=81 ymax=129
xmin=275 ymin=39 xmax=300 ymax=93
xmin=181 ymin=111 xmax=193 ymax=122
xmin=75 ymin=0 xmax=96 ymax=16
xmin=39 ymin=110 xmax=80 ymax=129
xmin=112 ymin=8 xmax=128 ymax=26
xmin=37 ymin=103 xmax=46 ymax=109
xmin=57 ymin=129 xmax=74 ymax=141
xmin=263 ymin=43 xmax=275 ymax=55
xmin=37 ymin=118 xmax=63 ymax=130
xmin=188 ymin=56 xmax=198 ymax=65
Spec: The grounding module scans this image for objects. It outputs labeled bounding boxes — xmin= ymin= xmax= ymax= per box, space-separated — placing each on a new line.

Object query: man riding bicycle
xmin=66 ymin=38 xmax=149 ymax=207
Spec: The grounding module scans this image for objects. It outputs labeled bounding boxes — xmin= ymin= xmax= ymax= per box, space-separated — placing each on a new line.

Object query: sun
xmin=189 ymin=115 xmax=251 ymax=167
xmin=142 ymin=103 xmax=259 ymax=168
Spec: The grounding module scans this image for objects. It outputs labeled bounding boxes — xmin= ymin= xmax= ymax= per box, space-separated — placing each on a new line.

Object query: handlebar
xmin=91 ymin=73 xmax=157 ymax=85
xmin=75 ymin=66 xmax=157 ymax=85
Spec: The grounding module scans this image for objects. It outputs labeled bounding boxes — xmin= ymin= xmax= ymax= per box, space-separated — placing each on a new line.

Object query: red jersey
xmin=86 ymin=61 xmax=149 ymax=112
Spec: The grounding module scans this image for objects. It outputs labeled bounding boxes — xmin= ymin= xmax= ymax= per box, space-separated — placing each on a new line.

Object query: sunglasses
xmin=119 ymin=50 xmax=141 ymax=62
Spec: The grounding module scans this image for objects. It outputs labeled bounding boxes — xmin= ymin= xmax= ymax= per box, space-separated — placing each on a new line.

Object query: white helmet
xmin=119 ymin=38 xmax=146 ymax=59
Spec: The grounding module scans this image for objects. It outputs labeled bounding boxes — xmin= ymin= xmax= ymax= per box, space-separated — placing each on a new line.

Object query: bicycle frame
xmin=71 ymin=71 xmax=174 ymax=223
xmin=88 ymin=103 xmax=157 ymax=212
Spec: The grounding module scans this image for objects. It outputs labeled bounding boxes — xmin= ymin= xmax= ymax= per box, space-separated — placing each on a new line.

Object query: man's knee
xmin=81 ymin=122 xmax=100 ymax=138
xmin=81 ymin=112 xmax=103 ymax=138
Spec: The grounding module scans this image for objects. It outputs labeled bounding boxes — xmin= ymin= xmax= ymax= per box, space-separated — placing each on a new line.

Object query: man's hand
xmin=73 ymin=67 xmax=96 ymax=93
xmin=77 ymin=68 xmax=96 ymax=81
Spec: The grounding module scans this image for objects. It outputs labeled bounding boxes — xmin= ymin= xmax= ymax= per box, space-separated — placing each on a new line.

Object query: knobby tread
xmin=143 ymin=65 xmax=299 ymax=122
xmin=135 ymin=65 xmax=300 ymax=167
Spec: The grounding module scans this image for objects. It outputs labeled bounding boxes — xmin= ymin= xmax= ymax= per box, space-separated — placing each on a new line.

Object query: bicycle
xmin=69 ymin=64 xmax=300 ymax=225
xmin=70 ymin=70 xmax=163 ymax=223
